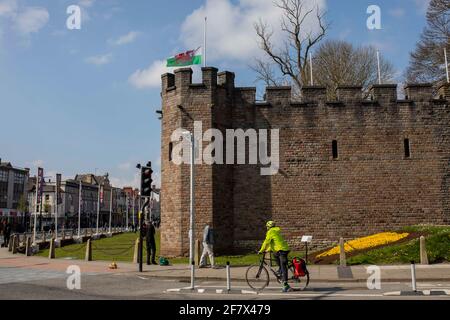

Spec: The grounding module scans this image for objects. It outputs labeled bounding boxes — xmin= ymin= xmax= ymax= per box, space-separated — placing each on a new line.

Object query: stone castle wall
xmin=160 ymin=67 xmax=450 ymax=257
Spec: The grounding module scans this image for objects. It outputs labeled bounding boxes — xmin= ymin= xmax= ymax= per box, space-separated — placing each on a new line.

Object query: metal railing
xmin=10 ymin=227 xmax=128 ymax=245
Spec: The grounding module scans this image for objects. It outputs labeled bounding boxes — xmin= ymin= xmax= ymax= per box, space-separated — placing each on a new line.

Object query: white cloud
xmin=180 ymin=0 xmax=327 ymax=62
xmin=0 ymin=0 xmax=17 ymax=17
xmin=13 ymin=6 xmax=49 ymax=35
xmin=85 ymin=53 xmax=113 ymax=65
xmin=129 ymin=0 xmax=326 ymax=90
xmin=129 ymin=60 xmax=170 ymax=89
xmin=109 ymin=31 xmax=140 ymax=46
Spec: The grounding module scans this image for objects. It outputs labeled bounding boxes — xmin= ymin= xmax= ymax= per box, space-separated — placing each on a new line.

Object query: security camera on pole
xmin=137 ymin=162 xmax=153 ymax=272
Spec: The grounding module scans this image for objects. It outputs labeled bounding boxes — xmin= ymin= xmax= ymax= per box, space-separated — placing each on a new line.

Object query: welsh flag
xmin=167 ymin=47 xmax=202 ymax=67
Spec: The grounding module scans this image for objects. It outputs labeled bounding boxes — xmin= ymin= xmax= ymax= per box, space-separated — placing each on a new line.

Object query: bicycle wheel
xmin=288 ymin=265 xmax=310 ymax=291
xmin=246 ymin=264 xmax=270 ymax=291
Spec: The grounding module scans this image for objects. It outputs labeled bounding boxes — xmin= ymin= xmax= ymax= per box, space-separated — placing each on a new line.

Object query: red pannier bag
xmin=292 ymin=257 xmax=306 ymax=278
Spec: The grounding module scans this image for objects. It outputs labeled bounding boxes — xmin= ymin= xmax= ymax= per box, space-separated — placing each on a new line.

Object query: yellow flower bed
xmin=316 ymin=232 xmax=409 ymax=258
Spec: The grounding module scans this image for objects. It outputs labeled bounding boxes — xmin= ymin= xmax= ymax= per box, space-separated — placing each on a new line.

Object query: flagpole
xmin=376 ymin=50 xmax=382 ymax=84
xmin=445 ymin=48 xmax=449 ymax=83
xmin=204 ymin=16 xmax=207 ymax=67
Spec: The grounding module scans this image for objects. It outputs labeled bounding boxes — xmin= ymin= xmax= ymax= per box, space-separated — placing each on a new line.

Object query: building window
xmin=0 ymin=170 xmax=8 ymax=182
xmin=404 ymin=138 xmax=411 ymax=158
xmin=169 ymin=142 xmax=173 ymax=161
xmin=14 ymin=172 xmax=25 ymax=184
xmin=332 ymin=140 xmax=338 ymax=159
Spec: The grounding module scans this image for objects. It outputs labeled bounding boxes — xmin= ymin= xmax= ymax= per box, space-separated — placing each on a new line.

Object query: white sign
xmin=301 ymin=235 xmax=313 ymax=243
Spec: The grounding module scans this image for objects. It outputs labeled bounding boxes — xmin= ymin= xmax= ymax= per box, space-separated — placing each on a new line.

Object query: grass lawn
xmin=346 ymin=225 xmax=450 ymax=265
xmin=37 ymin=231 xmax=160 ymax=263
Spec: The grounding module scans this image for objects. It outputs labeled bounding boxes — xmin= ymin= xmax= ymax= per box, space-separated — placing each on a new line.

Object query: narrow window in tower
xmin=404 ymin=138 xmax=411 ymax=158
xmin=169 ymin=142 xmax=173 ymax=161
xmin=332 ymin=140 xmax=338 ymax=159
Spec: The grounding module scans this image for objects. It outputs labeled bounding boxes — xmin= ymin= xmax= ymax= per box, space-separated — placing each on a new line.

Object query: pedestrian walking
xmin=199 ymin=224 xmax=216 ymax=268
xmin=3 ymin=223 xmax=11 ymax=248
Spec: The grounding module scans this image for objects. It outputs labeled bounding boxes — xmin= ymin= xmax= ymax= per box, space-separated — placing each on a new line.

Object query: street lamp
xmin=181 ymin=129 xmax=195 ymax=288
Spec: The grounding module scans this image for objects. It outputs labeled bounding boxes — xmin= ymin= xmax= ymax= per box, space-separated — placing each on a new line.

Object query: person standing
xmin=146 ymin=221 xmax=157 ymax=265
xmin=3 ymin=223 xmax=11 ymax=248
xmin=199 ymin=224 xmax=215 ymax=268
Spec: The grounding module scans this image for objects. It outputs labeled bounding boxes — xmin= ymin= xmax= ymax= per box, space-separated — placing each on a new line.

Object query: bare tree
xmin=252 ymin=0 xmax=328 ymax=92
xmin=406 ymin=0 xmax=450 ymax=83
xmin=314 ymin=40 xmax=396 ymax=98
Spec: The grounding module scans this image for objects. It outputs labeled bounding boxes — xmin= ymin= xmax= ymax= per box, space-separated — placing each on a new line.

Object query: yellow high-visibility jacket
xmin=259 ymin=227 xmax=290 ymax=253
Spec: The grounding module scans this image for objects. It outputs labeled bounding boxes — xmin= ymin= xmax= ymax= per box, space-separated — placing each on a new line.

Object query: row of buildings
xmin=0 ymin=159 xmax=160 ymax=232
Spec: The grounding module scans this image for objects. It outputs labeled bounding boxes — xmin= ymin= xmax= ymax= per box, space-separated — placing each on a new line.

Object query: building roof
xmin=75 ymin=173 xmax=111 ymax=186
xmin=0 ymin=160 xmax=29 ymax=172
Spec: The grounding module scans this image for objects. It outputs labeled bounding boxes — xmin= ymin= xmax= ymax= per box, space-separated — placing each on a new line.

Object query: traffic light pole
xmin=138 ymin=161 xmax=153 ymax=272
xmin=138 ymin=197 xmax=150 ymax=272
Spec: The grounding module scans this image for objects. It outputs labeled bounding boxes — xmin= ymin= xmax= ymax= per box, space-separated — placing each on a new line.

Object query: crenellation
xmin=336 ymin=85 xmax=363 ymax=102
xmin=437 ymin=81 xmax=450 ymax=100
xmin=301 ymin=86 xmax=327 ymax=104
xmin=161 ymin=73 xmax=175 ymax=91
xmin=265 ymin=86 xmax=291 ymax=104
xmin=369 ymin=84 xmax=398 ymax=102
xmin=201 ymin=67 xmax=218 ymax=89
xmin=174 ymin=67 xmax=193 ymax=89
xmin=234 ymin=87 xmax=257 ymax=105
xmin=404 ymin=83 xmax=433 ymax=101
xmin=218 ymin=71 xmax=235 ymax=92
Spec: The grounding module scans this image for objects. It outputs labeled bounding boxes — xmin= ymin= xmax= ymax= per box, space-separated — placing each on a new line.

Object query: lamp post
xmin=181 ymin=130 xmax=196 ymax=275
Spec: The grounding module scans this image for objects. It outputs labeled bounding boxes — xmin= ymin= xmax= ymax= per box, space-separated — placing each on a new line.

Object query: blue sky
xmin=0 ymin=0 xmax=430 ymax=187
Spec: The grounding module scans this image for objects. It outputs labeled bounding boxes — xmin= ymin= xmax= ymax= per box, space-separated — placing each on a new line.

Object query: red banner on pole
xmin=37 ymin=167 xmax=44 ymax=204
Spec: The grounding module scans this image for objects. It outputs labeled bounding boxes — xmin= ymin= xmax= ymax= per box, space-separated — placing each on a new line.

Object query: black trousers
xmin=274 ymin=251 xmax=289 ymax=283
xmin=146 ymin=240 xmax=156 ymax=264
xmin=4 ymin=235 xmax=10 ymax=247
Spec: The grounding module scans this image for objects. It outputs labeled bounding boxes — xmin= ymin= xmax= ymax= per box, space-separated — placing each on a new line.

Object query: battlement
xmin=162 ymin=67 xmax=450 ymax=106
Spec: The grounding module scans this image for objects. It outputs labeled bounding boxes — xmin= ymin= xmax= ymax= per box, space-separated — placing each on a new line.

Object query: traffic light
xmin=140 ymin=162 xmax=153 ymax=197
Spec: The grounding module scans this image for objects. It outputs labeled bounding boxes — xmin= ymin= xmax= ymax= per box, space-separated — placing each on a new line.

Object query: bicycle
xmin=245 ymin=252 xmax=310 ymax=291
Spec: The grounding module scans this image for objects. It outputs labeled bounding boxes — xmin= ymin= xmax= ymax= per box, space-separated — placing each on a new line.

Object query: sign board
xmin=301 ymin=235 xmax=313 ymax=243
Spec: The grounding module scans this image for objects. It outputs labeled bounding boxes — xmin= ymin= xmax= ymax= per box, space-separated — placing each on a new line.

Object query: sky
xmin=0 ymin=0 xmax=431 ymax=188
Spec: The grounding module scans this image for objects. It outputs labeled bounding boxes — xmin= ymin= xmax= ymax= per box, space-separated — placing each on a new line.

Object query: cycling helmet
xmin=266 ymin=221 xmax=275 ymax=228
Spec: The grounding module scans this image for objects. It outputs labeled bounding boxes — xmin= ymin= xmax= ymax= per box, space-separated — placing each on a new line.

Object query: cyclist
xmin=258 ymin=220 xmax=292 ymax=292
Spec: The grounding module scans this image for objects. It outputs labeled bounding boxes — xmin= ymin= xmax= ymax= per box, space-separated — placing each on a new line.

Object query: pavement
xmin=1 ymin=248 xmax=450 ymax=300
xmin=1 ymin=247 xmax=450 ymax=283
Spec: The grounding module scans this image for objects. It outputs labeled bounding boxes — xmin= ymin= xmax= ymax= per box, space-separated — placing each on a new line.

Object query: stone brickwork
xmin=160 ymin=67 xmax=450 ymax=257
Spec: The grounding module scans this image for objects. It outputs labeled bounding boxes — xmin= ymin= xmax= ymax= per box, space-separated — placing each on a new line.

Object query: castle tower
xmin=160 ymin=67 xmax=235 ymax=256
